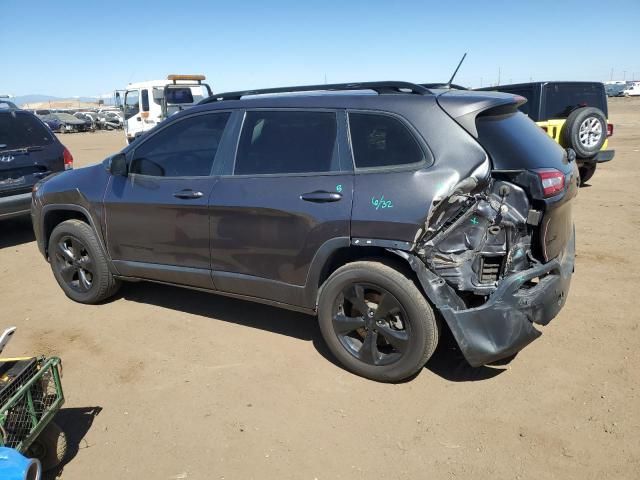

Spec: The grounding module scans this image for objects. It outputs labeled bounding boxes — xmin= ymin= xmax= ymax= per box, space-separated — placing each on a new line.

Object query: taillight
xmin=607 ymin=123 xmax=614 ymax=137
xmin=535 ymin=169 xmax=565 ymax=197
xmin=540 ymin=126 xmax=548 ymax=132
xmin=63 ymin=146 xmax=73 ymax=170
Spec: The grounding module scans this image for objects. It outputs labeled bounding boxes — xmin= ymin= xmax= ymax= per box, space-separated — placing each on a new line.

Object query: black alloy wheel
xmin=332 ymin=283 xmax=410 ymax=366
xmin=53 ymin=235 xmax=94 ymax=293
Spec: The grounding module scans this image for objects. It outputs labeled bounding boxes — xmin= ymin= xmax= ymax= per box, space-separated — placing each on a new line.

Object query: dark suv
xmin=477 ymin=81 xmax=614 ymax=184
xmin=1 ymin=104 xmax=73 ymax=220
xmin=32 ymin=82 xmax=578 ymax=382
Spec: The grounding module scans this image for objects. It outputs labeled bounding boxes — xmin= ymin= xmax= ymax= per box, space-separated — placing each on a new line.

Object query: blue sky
xmin=1 ymin=0 xmax=638 ymax=97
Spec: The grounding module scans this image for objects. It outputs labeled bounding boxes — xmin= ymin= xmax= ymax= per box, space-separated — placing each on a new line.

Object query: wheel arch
xmin=40 ymin=204 xmax=116 ymax=273
xmin=306 ymin=240 xmax=422 ymax=309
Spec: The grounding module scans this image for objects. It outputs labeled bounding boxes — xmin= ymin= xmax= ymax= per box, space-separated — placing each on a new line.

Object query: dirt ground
xmin=1 ymin=98 xmax=639 ymax=479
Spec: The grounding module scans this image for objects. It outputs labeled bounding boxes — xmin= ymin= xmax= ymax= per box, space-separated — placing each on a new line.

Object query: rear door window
xmin=348 ymin=113 xmax=423 ymax=169
xmin=544 ymin=83 xmax=607 ymax=119
xmin=0 ymin=112 xmax=54 ymax=150
xmin=234 ymin=111 xmax=339 ymax=175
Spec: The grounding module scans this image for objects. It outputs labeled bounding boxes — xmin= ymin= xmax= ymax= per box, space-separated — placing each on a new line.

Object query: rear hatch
xmin=437 ymin=91 xmax=578 ymax=261
xmin=0 ymin=111 xmax=64 ymax=197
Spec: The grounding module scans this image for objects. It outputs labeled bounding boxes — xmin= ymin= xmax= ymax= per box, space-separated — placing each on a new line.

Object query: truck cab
xmin=116 ymin=74 xmax=213 ymax=144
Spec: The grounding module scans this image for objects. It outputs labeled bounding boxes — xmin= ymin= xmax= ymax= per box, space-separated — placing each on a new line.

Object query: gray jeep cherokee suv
xmin=32 ymin=81 xmax=578 ymax=382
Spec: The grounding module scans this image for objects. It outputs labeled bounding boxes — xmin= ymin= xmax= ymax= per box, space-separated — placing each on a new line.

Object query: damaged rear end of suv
xmin=31 ymin=81 xmax=577 ymax=382
xmin=397 ymin=90 xmax=578 ymax=369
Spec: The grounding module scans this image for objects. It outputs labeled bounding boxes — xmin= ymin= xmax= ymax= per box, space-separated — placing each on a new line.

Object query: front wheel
xmin=49 ymin=219 xmax=120 ymax=304
xmin=318 ymin=260 xmax=439 ymax=382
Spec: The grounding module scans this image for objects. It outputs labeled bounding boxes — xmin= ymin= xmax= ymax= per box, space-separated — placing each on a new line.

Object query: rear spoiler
xmin=436 ymin=91 xmax=526 ymax=138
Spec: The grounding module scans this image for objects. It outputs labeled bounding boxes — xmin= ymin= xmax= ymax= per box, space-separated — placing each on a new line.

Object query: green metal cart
xmin=0 ymin=356 xmax=66 ymax=471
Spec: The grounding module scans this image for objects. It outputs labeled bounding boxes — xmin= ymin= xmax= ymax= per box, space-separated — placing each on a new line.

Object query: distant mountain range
xmin=10 ymin=94 xmax=114 ymax=106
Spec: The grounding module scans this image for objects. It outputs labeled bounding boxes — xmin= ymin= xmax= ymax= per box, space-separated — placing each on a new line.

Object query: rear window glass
xmin=0 ymin=112 xmax=54 ymax=150
xmin=348 ymin=113 xmax=423 ymax=169
xmin=545 ymin=83 xmax=607 ymax=119
xmin=166 ymin=88 xmax=194 ymax=104
xmin=235 ymin=111 xmax=338 ymax=175
xmin=476 ymin=110 xmax=565 ymax=170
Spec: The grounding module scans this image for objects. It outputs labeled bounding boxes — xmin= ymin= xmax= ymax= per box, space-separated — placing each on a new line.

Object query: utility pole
xmin=623 ymin=71 xmax=627 ymax=80
xmin=497 ymin=67 xmax=501 ymax=86
xmin=610 ymin=68 xmax=614 ymax=80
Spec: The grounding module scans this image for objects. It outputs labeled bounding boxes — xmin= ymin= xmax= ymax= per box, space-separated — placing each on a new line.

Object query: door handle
xmin=173 ymin=189 xmax=204 ymax=199
xmin=300 ymin=191 xmax=342 ymax=203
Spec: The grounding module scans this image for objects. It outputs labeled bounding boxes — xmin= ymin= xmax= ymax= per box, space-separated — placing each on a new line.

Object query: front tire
xmin=48 ymin=219 xmax=120 ymax=304
xmin=318 ymin=260 xmax=439 ymax=382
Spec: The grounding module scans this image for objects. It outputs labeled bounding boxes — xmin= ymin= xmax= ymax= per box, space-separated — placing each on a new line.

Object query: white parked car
xmin=623 ymin=82 xmax=640 ymax=96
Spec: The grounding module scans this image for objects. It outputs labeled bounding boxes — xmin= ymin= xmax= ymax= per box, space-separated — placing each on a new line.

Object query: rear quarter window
xmin=0 ymin=112 xmax=54 ymax=150
xmin=348 ymin=113 xmax=424 ymax=169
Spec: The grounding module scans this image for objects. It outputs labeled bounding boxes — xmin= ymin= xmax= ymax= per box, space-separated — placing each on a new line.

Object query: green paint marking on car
xmin=371 ymin=195 xmax=393 ymax=210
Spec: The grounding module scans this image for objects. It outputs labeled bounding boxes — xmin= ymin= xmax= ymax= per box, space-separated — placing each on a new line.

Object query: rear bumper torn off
xmin=439 ymin=233 xmax=575 ymax=366
xmin=393 ymin=230 xmax=575 ymax=368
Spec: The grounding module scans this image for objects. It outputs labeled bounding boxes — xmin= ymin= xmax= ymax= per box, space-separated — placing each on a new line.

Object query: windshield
xmin=0 ymin=111 xmax=54 ymax=151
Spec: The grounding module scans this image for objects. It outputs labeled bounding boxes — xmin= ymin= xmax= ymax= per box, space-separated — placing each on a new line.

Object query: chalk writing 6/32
xmin=371 ymin=195 xmax=393 ymax=210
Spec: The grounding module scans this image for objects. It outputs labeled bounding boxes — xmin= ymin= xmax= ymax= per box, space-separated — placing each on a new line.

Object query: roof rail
xmin=200 ymin=81 xmax=432 ymax=104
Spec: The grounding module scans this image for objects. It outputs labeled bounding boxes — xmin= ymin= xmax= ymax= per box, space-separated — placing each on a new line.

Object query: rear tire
xmin=318 ymin=260 xmax=439 ymax=382
xmin=579 ymin=164 xmax=597 ymax=185
xmin=48 ymin=219 xmax=120 ymax=304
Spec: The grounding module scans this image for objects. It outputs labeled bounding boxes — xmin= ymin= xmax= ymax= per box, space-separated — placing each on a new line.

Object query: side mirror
xmin=106 ymin=153 xmax=128 ymax=176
